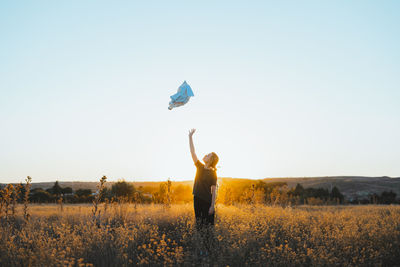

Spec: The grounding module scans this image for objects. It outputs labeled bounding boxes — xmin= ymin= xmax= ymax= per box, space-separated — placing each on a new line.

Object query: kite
xmin=168 ymin=81 xmax=194 ymax=110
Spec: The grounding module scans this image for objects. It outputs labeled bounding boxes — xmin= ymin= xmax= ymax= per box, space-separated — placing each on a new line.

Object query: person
xmin=188 ymin=129 xmax=219 ymax=229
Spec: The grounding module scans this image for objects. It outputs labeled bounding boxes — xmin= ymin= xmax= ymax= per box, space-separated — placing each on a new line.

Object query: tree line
xmin=217 ymin=181 xmax=346 ymax=206
xmin=217 ymin=180 xmax=398 ymax=206
xmin=0 ymin=179 xmax=192 ymax=204
xmin=1 ymin=177 xmax=398 ymax=206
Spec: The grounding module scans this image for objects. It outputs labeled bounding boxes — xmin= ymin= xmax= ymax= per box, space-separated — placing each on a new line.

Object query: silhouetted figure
xmin=189 ymin=129 xmax=219 ymax=256
xmin=189 ymin=129 xmax=218 ymax=228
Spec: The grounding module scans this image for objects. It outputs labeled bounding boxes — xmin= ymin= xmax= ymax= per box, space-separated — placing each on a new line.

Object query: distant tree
xmin=72 ymin=189 xmax=93 ymax=203
xmin=316 ymin=188 xmax=330 ymax=201
xmin=379 ymin=191 xmax=397 ymax=204
xmin=370 ymin=193 xmax=379 ymax=204
xmin=254 ymin=181 xmax=267 ymax=190
xmin=288 ymin=184 xmax=305 ymax=204
xmin=100 ymin=187 xmax=113 ymax=201
xmin=294 ymin=184 xmax=304 ymax=196
xmin=152 ymin=183 xmax=167 ymax=204
xmin=30 ymin=189 xmax=52 ymax=203
xmin=47 ymin=181 xmax=62 ymax=196
xmin=330 ymin=186 xmax=344 ymax=204
xmin=269 ymin=185 xmax=290 ymax=207
xmin=75 ymin=189 xmax=92 ymax=198
xmin=264 ymin=182 xmax=287 ymax=194
xmin=260 ymin=182 xmax=288 ymax=204
xmin=302 ymin=187 xmax=330 ymax=203
xmin=17 ymin=182 xmax=26 ymax=202
xmin=111 ymin=180 xmax=135 ymax=200
xmin=61 ymin=187 xmax=73 ymax=195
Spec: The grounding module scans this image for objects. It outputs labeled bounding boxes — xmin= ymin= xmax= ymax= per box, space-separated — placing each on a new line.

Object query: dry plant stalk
xmin=0 ymin=187 xmax=4 ymax=218
xmin=103 ymin=198 xmax=109 ymax=215
xmin=2 ymin=185 xmax=13 ymax=219
xmin=133 ymin=192 xmax=140 ymax=211
xmin=5 ymin=184 xmax=15 ymax=219
xmin=57 ymin=196 xmax=63 ymax=212
xmin=0 ymin=193 xmax=3 ymax=219
xmin=92 ymin=176 xmax=107 ymax=220
xmin=167 ymin=179 xmax=172 ymax=208
xmin=162 ymin=179 xmax=172 ymax=209
xmin=23 ymin=176 xmax=32 ymax=221
xmin=114 ymin=196 xmax=129 ymax=224
xmin=11 ymin=184 xmax=23 ymax=217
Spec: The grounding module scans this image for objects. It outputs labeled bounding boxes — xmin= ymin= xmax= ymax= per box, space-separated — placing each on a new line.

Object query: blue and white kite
xmin=168 ymin=81 xmax=194 ymax=110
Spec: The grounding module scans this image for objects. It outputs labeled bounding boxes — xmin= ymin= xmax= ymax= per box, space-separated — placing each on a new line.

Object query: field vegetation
xmin=1 ymin=203 xmax=400 ymax=266
xmin=1 ymin=177 xmax=399 ymax=266
xmin=5 ymin=177 xmax=398 ymax=206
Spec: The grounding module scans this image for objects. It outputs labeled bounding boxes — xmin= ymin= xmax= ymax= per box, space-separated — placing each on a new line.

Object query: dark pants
xmin=194 ymin=196 xmax=214 ymax=229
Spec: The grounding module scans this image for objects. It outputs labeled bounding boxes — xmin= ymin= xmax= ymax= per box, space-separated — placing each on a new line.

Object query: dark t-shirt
xmin=192 ymin=160 xmax=217 ymax=203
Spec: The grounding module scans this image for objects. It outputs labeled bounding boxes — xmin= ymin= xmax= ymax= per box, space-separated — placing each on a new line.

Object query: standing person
xmin=188 ymin=129 xmax=219 ymax=229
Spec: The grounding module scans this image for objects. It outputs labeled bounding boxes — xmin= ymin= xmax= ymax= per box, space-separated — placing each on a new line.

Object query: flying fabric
xmin=168 ymin=81 xmax=194 ymax=110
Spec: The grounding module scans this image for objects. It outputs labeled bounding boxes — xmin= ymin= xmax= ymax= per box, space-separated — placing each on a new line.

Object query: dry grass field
xmin=1 ymin=204 xmax=400 ymax=266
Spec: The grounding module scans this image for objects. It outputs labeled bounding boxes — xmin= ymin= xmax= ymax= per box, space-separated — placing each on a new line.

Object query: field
xmin=1 ymin=204 xmax=400 ymax=266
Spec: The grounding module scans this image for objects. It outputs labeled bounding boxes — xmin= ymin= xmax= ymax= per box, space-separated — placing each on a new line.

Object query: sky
xmin=1 ymin=1 xmax=400 ymax=183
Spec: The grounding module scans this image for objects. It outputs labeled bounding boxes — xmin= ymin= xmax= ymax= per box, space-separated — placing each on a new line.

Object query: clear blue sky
xmin=1 ymin=1 xmax=399 ymax=183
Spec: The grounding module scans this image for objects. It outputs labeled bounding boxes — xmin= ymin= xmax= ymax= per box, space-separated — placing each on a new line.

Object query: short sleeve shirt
xmin=192 ymin=160 xmax=217 ymax=203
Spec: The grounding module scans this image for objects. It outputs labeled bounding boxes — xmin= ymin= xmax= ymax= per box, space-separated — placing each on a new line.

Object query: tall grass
xmin=0 ymin=204 xmax=399 ymax=266
xmin=1 ymin=184 xmax=14 ymax=220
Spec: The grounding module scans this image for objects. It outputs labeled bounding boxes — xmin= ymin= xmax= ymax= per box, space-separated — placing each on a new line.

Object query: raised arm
xmin=188 ymin=129 xmax=198 ymax=164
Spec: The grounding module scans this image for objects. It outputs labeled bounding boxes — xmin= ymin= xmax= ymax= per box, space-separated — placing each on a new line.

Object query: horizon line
xmin=1 ymin=175 xmax=399 ymax=184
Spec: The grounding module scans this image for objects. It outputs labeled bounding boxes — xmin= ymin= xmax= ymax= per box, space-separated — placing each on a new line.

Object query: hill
xmin=262 ymin=176 xmax=400 ymax=200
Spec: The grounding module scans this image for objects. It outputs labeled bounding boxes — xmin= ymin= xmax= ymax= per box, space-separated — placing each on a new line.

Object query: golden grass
xmin=1 ymin=204 xmax=399 ymax=266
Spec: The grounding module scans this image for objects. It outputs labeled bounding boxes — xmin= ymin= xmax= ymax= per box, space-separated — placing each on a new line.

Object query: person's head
xmin=203 ymin=152 xmax=219 ymax=171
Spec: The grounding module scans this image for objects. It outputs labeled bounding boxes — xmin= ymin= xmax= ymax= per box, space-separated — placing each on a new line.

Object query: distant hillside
xmin=2 ymin=176 xmax=399 ymax=200
xmin=214 ymin=176 xmax=400 ymax=200
xmin=261 ymin=176 xmax=400 ymax=200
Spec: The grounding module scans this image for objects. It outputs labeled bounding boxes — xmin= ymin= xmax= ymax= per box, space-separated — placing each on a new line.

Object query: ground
xmin=1 ymin=204 xmax=400 ymax=266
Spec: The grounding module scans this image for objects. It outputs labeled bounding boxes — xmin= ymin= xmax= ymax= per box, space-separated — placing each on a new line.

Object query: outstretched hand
xmin=189 ymin=128 xmax=196 ymax=137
